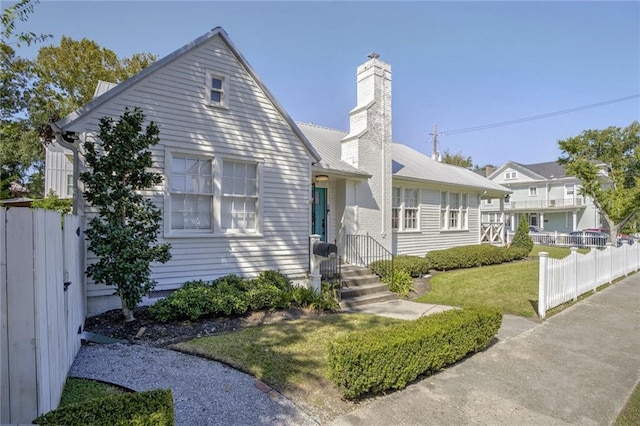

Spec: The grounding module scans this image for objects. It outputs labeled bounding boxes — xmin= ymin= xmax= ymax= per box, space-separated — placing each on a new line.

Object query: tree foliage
xmin=1 ymin=6 xmax=156 ymax=199
xmin=80 ymin=108 xmax=171 ymax=321
xmin=31 ymin=190 xmax=72 ymax=215
xmin=441 ymin=148 xmax=473 ymax=169
xmin=558 ymin=121 xmax=640 ymax=241
xmin=510 ymin=214 xmax=533 ymax=253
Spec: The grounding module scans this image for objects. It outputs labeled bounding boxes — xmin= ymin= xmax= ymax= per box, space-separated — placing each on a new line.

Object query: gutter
xmin=50 ymin=121 xmax=80 ymax=215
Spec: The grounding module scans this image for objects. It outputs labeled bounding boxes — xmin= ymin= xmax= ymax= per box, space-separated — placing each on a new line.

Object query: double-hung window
xmin=528 ymin=186 xmax=538 ymax=197
xmin=391 ymin=187 xmax=401 ymax=230
xmin=440 ymin=191 xmax=468 ymax=230
xmin=222 ymin=160 xmax=258 ymax=233
xmin=206 ymin=72 xmax=228 ymax=108
xmin=391 ymin=187 xmax=419 ymax=231
xmin=170 ymin=155 xmax=213 ymax=231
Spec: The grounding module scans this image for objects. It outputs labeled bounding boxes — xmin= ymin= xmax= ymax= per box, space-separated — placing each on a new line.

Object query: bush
xmin=31 ymin=190 xmax=73 ymax=215
xmin=511 ymin=215 xmax=534 ymax=253
xmin=382 ymin=268 xmax=414 ymax=297
xmin=291 ymin=282 xmax=340 ymax=312
xmin=33 ymin=389 xmax=174 ymax=425
xmin=370 ymin=255 xmax=429 ymax=279
xmin=425 ymin=244 xmax=527 ymax=271
xmin=245 ymin=270 xmax=293 ymax=310
xmin=326 ymin=307 xmax=502 ymax=399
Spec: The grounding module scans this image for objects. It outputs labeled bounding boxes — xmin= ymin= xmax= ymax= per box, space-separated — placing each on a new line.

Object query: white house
xmin=480 ymin=161 xmax=601 ymax=233
xmin=48 ymin=28 xmax=510 ymax=315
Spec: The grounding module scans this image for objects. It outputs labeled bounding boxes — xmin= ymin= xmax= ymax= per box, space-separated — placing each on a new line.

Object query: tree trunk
xmin=121 ymin=297 xmax=135 ymax=322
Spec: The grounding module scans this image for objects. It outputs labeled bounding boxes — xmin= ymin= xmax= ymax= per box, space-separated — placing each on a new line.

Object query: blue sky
xmin=8 ymin=1 xmax=640 ymax=167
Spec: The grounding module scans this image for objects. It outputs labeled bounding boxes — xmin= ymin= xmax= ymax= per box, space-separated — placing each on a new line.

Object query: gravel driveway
xmin=69 ymin=343 xmax=318 ymax=426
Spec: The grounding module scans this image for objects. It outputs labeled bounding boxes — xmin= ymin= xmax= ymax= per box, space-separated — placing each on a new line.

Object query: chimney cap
xmin=368 ymin=52 xmax=380 ymax=59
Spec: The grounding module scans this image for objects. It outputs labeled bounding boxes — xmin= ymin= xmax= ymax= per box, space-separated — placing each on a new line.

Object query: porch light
xmin=314 ymin=175 xmax=329 ymax=183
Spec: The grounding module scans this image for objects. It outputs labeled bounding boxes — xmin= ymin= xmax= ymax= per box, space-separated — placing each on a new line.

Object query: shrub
xmin=31 ymin=190 xmax=72 ymax=215
xmin=370 ymin=255 xmax=430 ymax=279
xmin=382 ymin=268 xmax=414 ymax=297
xmin=33 ymin=389 xmax=174 ymax=425
xmin=511 ymin=214 xmax=534 ymax=253
xmin=425 ymin=244 xmax=527 ymax=271
xmin=246 ymin=270 xmax=293 ymax=310
xmin=326 ymin=307 xmax=502 ymax=399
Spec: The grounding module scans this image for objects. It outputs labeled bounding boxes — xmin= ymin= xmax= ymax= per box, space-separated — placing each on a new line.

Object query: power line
xmin=440 ymin=94 xmax=640 ymax=136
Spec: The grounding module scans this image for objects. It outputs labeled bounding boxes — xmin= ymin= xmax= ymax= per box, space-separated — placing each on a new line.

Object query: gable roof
xmin=298 ymin=123 xmax=509 ymax=194
xmin=489 ymin=161 xmax=568 ymax=180
xmin=54 ymin=27 xmax=321 ymax=163
xmin=391 ymin=144 xmax=510 ymax=195
xmin=296 ymin=123 xmax=370 ymax=178
xmin=518 ymin=161 xmax=567 ymax=179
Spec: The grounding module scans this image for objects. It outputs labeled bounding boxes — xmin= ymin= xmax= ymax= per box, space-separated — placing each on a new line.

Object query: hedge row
xmin=425 ymin=245 xmax=529 ymax=271
xmin=149 ymin=271 xmax=339 ymax=322
xmin=326 ymin=307 xmax=502 ymax=398
xmin=33 ymin=389 xmax=174 ymax=425
xmin=369 ymin=255 xmax=430 ymax=279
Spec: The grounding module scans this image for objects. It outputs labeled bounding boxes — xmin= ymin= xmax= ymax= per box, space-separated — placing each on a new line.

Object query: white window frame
xmin=440 ymin=191 xmax=469 ymax=231
xmin=391 ymin=186 xmax=420 ymax=231
xmin=528 ymin=186 xmax=538 ymax=197
xmin=505 ymin=171 xmax=518 ymax=180
xmin=166 ymin=152 xmax=215 ymax=234
xmin=206 ymin=71 xmax=229 ymax=108
xmin=220 ymin=159 xmax=260 ymax=234
xmin=66 ymin=174 xmax=74 ymax=198
xmin=485 ymin=198 xmax=493 ymax=205
xmin=565 ymin=184 xmax=575 ymax=198
xmin=164 ymin=150 xmax=263 ymax=238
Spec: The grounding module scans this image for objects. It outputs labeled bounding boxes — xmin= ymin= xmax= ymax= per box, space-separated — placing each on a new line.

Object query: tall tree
xmin=81 ymin=107 xmax=171 ymax=321
xmin=441 ymin=148 xmax=473 ymax=169
xmin=558 ymin=121 xmax=640 ymax=243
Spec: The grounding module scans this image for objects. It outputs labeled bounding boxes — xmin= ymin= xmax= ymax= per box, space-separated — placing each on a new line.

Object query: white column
xmin=309 ymin=234 xmax=321 ymax=291
xmin=572 ymin=210 xmax=578 ymax=231
xmin=540 ymin=212 xmax=545 ymax=229
xmin=538 ymin=252 xmax=548 ymax=319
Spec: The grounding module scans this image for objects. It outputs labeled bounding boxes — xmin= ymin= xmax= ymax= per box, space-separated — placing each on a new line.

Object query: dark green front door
xmin=312 ymin=187 xmax=327 ymax=241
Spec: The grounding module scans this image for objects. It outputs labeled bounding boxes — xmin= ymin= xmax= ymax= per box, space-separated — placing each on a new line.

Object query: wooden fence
xmin=1 ymin=208 xmax=85 ymax=424
xmin=538 ymin=242 xmax=640 ymax=318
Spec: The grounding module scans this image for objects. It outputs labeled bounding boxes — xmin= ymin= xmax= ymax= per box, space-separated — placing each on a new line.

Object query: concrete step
xmin=342 ymin=274 xmax=381 ymax=287
xmin=341 ymin=265 xmax=373 ymax=278
xmin=339 ymin=291 xmax=398 ymax=308
xmin=340 ymin=282 xmax=391 ymax=299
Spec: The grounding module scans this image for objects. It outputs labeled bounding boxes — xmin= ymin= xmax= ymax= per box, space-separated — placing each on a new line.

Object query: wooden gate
xmin=1 ymin=208 xmax=85 ymax=424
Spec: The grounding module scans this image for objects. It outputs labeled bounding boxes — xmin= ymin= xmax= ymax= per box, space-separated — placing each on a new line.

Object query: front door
xmin=312 ymin=187 xmax=327 ymax=241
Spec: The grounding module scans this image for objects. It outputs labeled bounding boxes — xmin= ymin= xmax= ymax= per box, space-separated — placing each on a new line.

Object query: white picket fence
xmin=1 ymin=208 xmax=85 ymax=424
xmin=538 ymin=242 xmax=640 ymax=318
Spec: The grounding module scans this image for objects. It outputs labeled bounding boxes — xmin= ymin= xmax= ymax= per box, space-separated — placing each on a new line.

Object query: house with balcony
xmin=481 ymin=161 xmax=602 ymax=233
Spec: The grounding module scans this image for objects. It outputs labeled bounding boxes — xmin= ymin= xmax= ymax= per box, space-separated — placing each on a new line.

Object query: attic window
xmin=505 ymin=171 xmax=518 ymax=180
xmin=206 ymin=72 xmax=228 ymax=108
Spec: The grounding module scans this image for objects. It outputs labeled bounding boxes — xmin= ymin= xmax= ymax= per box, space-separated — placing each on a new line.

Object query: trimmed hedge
xmin=33 ymin=389 xmax=174 ymax=425
xmin=370 ymin=255 xmax=429 ymax=278
xmin=425 ymin=244 xmax=528 ymax=271
xmin=326 ymin=307 xmax=502 ymax=398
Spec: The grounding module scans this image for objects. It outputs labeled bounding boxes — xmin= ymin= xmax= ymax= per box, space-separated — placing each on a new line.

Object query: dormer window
xmin=206 ymin=72 xmax=228 ymax=108
xmin=505 ymin=171 xmax=517 ymax=180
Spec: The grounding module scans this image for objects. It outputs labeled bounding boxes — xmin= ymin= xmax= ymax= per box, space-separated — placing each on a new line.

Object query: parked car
xmin=583 ymin=228 xmax=635 ymax=246
xmin=528 ymin=225 xmax=555 ymax=244
xmin=568 ymin=230 xmax=608 ymax=247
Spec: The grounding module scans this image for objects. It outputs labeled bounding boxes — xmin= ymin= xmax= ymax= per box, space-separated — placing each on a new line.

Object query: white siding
xmin=44 ymin=148 xmax=73 ymax=198
xmin=68 ymin=36 xmax=313 ymax=309
xmin=393 ymin=184 xmax=482 ymax=256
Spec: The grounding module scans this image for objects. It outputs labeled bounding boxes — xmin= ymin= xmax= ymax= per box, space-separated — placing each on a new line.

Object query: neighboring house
xmin=481 ymin=161 xmax=602 ymax=233
xmin=47 ymin=28 xmax=509 ymax=315
xmin=44 ymin=142 xmax=74 ymax=198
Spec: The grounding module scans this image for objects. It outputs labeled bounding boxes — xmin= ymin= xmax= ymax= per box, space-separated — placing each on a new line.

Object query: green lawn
xmin=174 ymin=313 xmax=399 ymax=421
xmin=416 ymin=246 xmax=590 ymax=317
xmin=417 ymin=261 xmax=539 ymax=317
xmin=617 ymin=381 xmax=640 ymax=426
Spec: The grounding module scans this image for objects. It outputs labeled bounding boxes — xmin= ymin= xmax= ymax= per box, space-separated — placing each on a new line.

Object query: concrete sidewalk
xmin=331 ymin=273 xmax=640 ymax=425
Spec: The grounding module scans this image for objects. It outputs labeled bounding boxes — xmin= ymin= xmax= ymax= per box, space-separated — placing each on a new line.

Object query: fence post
xmin=593 ymin=248 xmax=598 ymax=293
xmin=538 ymin=252 xmax=548 ymax=319
xmin=609 ymin=246 xmax=614 ymax=284
xmin=622 ymin=240 xmax=629 ymax=275
xmin=570 ymin=247 xmax=578 ymax=301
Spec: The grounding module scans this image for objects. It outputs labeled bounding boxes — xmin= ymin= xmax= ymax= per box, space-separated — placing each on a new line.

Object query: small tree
xmin=80 ymin=107 xmax=171 ymax=321
xmin=511 ymin=214 xmax=533 ymax=253
xmin=558 ymin=121 xmax=640 ymax=243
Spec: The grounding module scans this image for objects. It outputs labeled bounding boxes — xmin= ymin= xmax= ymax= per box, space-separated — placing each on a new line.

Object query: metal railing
xmin=344 ymin=234 xmax=394 ymax=289
xmin=319 ymin=256 xmax=342 ymax=281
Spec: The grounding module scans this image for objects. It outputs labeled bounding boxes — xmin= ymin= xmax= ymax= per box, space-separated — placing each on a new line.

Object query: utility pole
xmin=430 ymin=123 xmax=440 ymax=161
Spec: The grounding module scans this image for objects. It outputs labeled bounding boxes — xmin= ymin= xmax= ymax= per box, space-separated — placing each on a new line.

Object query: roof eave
xmin=393 ymin=174 xmax=511 ymax=195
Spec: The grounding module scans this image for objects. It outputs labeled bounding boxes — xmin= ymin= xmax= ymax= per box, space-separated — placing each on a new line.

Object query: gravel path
xmin=69 ymin=343 xmax=318 ymax=426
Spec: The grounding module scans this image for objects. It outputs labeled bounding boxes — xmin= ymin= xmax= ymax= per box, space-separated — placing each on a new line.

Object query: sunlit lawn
xmin=174 ymin=313 xmax=399 ymax=421
xmin=59 ymin=377 xmax=127 ymax=407
xmin=617 ymin=381 xmax=640 ymax=426
xmin=416 ymin=245 xmax=591 ymax=317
